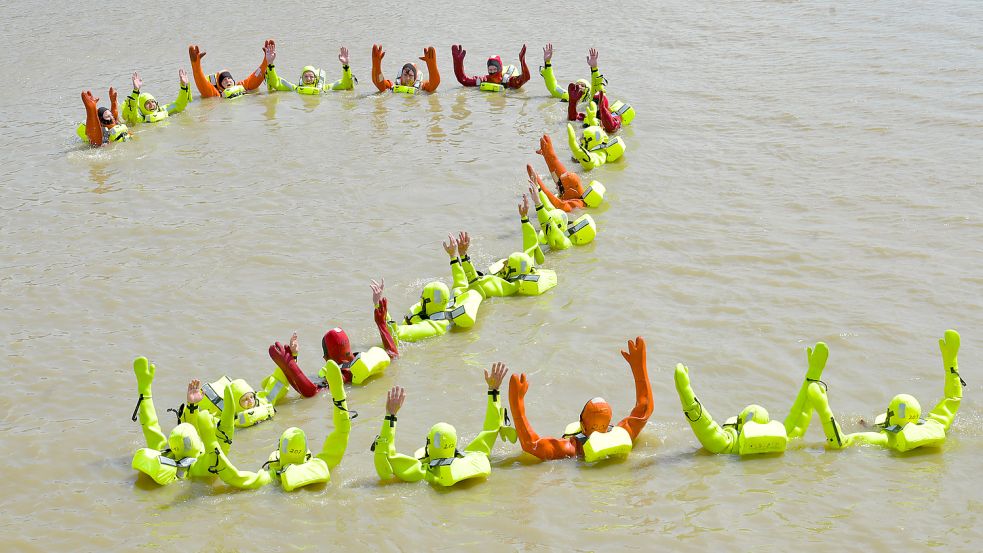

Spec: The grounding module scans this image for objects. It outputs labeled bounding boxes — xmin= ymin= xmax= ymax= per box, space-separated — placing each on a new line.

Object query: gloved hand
xmin=134 ymin=356 xmax=155 ymax=396
xmin=269 ymin=341 xmax=292 ymax=372
xmin=188 ymin=45 xmax=206 ymax=63
xmin=806 ymin=342 xmax=829 ymax=382
xmin=674 ymin=363 xmax=697 ymax=407
xmin=81 ymin=90 xmax=99 ymax=108
xmin=939 ymin=329 xmax=960 ymax=371
xmin=621 ymin=337 xmax=647 ymax=373
xmin=451 ymin=44 xmax=466 ymax=63
xmin=419 ymin=46 xmax=437 ymax=64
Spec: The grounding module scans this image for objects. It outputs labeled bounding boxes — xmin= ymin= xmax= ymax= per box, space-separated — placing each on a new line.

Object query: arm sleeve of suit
xmin=190 ymin=53 xmax=219 ymax=98
xmin=509 ymin=384 xmax=578 ymax=460
xmin=265 ymin=65 xmax=296 ymax=91
xmin=675 ymin=369 xmax=738 ymax=454
xmin=508 ymin=55 xmax=531 ymax=89
xmin=464 ymin=391 xmax=505 ymax=455
xmin=540 ymin=64 xmax=569 ymax=100
xmin=373 ymin=416 xmax=427 ymax=482
xmin=317 ymin=359 xmax=351 ymax=469
xmin=372 ymin=49 xmax=392 ymax=92
xmin=238 ymin=56 xmax=269 ymax=91
xmin=165 ymin=84 xmax=192 ymax=115
xmin=328 ymin=66 xmax=355 ymax=90
xmin=616 ymin=339 xmax=654 ymax=441
xmin=421 ymin=54 xmax=440 ymax=93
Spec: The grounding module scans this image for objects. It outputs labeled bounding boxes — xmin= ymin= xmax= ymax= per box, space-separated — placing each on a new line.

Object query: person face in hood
xmin=144 ymin=97 xmax=158 ymax=112
xmin=218 ymin=72 xmax=235 ymax=90
xmin=98 ymin=107 xmax=115 ymax=127
xmin=399 ymin=64 xmax=417 ymax=86
xmin=302 ymin=70 xmax=317 ymax=85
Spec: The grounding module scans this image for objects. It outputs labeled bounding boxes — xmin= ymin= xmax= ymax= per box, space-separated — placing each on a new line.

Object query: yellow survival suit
xmin=130 ymin=357 xmax=270 ymax=488
xmin=262 ymin=356 xmax=353 ymax=490
xmin=804 ymin=330 xmax=965 ymax=452
xmin=372 ymin=374 xmax=515 ymax=487
xmin=673 ymin=343 xmax=833 ymax=455
xmin=122 ymin=76 xmax=192 ymax=126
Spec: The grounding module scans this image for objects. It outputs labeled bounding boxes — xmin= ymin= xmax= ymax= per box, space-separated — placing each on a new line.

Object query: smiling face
xmin=238 ymin=392 xmax=257 ymax=410
xmin=487 ymin=64 xmax=500 ymax=76
xmin=302 ymin=70 xmax=316 ymax=85
xmin=144 ymin=98 xmax=158 ymax=112
xmin=220 ymin=76 xmax=235 ymax=90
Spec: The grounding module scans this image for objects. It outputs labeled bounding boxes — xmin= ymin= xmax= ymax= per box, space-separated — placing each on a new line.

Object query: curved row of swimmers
xmin=77 ymin=41 xmax=633 ymax=171
xmin=126 ymin=135 xmax=967 ymax=489
xmin=132 ymin=327 xmax=965 ymax=491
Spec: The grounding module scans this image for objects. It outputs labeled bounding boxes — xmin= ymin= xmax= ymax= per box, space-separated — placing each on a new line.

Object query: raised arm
xmin=188 ymin=44 xmax=219 ymax=98
xmin=371 ymin=44 xmax=393 ymax=92
xmin=451 ymin=44 xmax=479 ymax=87
xmin=239 ymin=39 xmax=272 ymax=91
xmin=132 ymin=357 xmax=167 ymax=450
xmin=317 ymin=354 xmax=352 ymax=469
xmin=508 ymin=44 xmax=531 ymax=89
xmin=372 ymin=386 xmax=427 ymax=482
xmin=165 ymin=69 xmax=193 ymax=114
xmin=674 ymin=363 xmax=737 ymax=454
xmin=785 ymin=342 xmax=828 ymax=439
xmin=263 ymin=41 xmax=296 ymax=92
xmin=109 ymin=87 xmax=120 ymax=122
xmin=328 ymin=47 xmax=355 ymax=90
xmin=81 ymin=91 xmax=104 ymax=147
xmin=540 ymin=43 xmax=569 ymax=100
xmin=269 ymin=339 xmax=320 ymax=397
xmin=928 ymin=329 xmax=964 ymax=430
xmin=616 ymin=337 xmax=653 ymax=441
xmin=420 ymin=46 xmax=440 ymax=93
xmin=508 ymin=373 xmax=578 ymax=460
xmin=465 ymin=363 xmax=510 ymax=455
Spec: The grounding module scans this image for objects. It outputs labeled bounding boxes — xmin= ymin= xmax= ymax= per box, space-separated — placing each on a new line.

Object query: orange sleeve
xmin=537 ymin=133 xmax=571 ymax=183
xmin=82 ymin=93 xmax=103 ymax=147
xmin=371 ymin=45 xmax=392 ymax=92
xmin=238 ymin=54 xmax=269 ymax=91
xmin=189 ymin=46 xmax=219 ymax=98
xmin=616 ymin=337 xmax=653 ymax=441
xmin=420 ymin=47 xmax=440 ymax=93
xmin=508 ymin=374 xmax=577 ymax=460
xmin=110 ymin=93 xmax=119 ymax=123
xmin=533 ymin=170 xmax=573 ymax=212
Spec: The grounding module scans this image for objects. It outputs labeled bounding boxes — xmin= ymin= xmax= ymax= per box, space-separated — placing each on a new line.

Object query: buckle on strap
xmin=202 ymin=383 xmax=223 ymax=411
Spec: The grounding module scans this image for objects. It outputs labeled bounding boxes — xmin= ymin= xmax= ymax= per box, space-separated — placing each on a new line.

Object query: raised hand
xmin=518 ymin=44 xmax=527 ymax=62
xmin=108 ymin=87 xmax=118 ymax=105
xmin=187 ymin=378 xmax=204 ymax=404
xmin=132 ymin=71 xmax=142 ymax=91
xmin=338 ymin=46 xmax=349 ymax=66
xmin=188 ymin=44 xmax=206 ymax=63
xmin=484 ymin=362 xmax=509 ymax=390
xmin=442 ymin=234 xmax=458 ymax=257
xmin=370 ymin=278 xmax=386 ymax=306
xmin=806 ymin=342 xmax=829 ymax=381
xmin=386 ymin=385 xmax=406 ymax=415
xmin=527 ymin=178 xmax=542 ymax=206
xmin=509 ymin=373 xmax=529 ymax=399
xmin=372 ymin=44 xmax=385 ymax=61
xmin=81 ymin=90 xmax=99 ymax=107
xmin=264 ymin=39 xmax=276 ymax=64
xmin=939 ymin=329 xmax=960 ymax=370
xmin=457 ymin=231 xmax=470 ymax=255
xmin=420 ymin=46 xmax=437 ymax=63
xmin=674 ymin=363 xmax=696 ymax=405
xmin=289 ymin=331 xmax=299 ymax=357
xmin=587 ymin=48 xmax=599 ymax=68
xmin=621 ymin=336 xmax=647 ymax=371
xmin=178 ymin=68 xmax=188 ymax=86
xmin=543 ymin=43 xmax=553 ymax=64
xmin=451 ymin=44 xmax=466 ymax=61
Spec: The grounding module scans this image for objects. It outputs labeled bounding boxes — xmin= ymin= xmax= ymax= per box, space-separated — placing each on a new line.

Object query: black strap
xmin=216 ymin=426 xmax=233 ymax=446
xmin=830 ymin=417 xmax=843 ymax=448
xmin=450 ymin=258 xmax=460 ymax=265
xmin=684 ymin=398 xmax=704 ymax=422
xmin=166 ymin=404 xmax=185 ymax=426
xmin=207 ymin=448 xmax=221 ymax=474
xmin=131 ymin=395 xmax=145 ymax=422
xmin=503 ymin=407 xmax=511 ymax=427
xmin=370 ymin=435 xmax=380 ymax=452
xmin=488 ymin=389 xmax=500 ymax=399
xmin=806 ymin=378 xmax=829 ymax=393
xmin=461 ymin=255 xmax=471 ymax=263
xmin=334 ymin=399 xmax=358 ymax=420
xmin=385 ymin=414 xmax=397 ymax=427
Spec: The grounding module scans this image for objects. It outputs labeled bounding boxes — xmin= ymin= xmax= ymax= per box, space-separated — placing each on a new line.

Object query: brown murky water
xmin=3 ymin=1 xmax=982 ymax=550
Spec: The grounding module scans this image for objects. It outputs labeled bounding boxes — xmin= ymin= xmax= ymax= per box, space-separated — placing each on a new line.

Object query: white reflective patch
xmin=433 ymin=288 xmax=443 ymax=305
xmin=433 ymin=433 xmax=442 ymax=448
xmin=898 ymin=403 xmax=906 ymax=419
xmin=183 ymin=436 xmax=192 ymax=451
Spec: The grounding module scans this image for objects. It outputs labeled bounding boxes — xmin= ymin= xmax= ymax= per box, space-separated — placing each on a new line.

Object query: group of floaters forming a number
xmin=114 ymin=42 xmax=967 ymax=492
xmin=76 ymin=41 xmax=633 ymax=171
